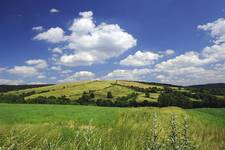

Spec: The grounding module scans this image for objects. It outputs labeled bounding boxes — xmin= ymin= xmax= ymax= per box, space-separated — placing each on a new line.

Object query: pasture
xmin=0 ymin=104 xmax=224 ymax=149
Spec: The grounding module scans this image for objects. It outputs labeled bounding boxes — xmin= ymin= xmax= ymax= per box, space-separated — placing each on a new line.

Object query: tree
xmin=107 ymin=91 xmax=113 ymax=98
xmin=59 ymin=95 xmax=70 ymax=104
xmin=158 ymin=91 xmax=192 ymax=108
xmin=145 ymin=92 xmax=150 ymax=98
xmin=164 ymin=86 xmax=173 ymax=93
xmin=89 ymin=91 xmax=95 ymax=98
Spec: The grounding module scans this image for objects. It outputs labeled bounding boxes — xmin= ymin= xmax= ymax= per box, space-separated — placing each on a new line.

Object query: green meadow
xmin=0 ymin=104 xmax=224 ymax=149
xmin=1 ymin=80 xmax=225 ymax=149
xmin=6 ymin=80 xmax=161 ymax=102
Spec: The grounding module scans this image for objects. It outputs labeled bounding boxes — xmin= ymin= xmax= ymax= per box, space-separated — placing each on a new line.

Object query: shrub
xmin=145 ymin=92 xmax=150 ymax=98
xmin=107 ymin=91 xmax=113 ymax=98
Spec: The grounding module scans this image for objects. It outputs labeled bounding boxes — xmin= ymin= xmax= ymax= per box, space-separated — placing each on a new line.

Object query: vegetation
xmin=1 ymin=80 xmax=225 ymax=108
xmin=0 ymin=84 xmax=53 ymax=93
xmin=107 ymin=91 xmax=113 ymax=98
xmin=1 ymin=81 xmax=225 ymax=148
xmin=0 ymin=104 xmax=224 ymax=149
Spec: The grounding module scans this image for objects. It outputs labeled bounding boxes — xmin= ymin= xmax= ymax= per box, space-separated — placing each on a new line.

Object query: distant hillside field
xmin=1 ymin=80 xmax=225 ymax=108
xmin=6 ymin=80 xmax=164 ymax=102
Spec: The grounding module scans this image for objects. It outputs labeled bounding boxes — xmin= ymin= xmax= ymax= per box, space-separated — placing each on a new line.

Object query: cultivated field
xmin=0 ymin=104 xmax=224 ymax=149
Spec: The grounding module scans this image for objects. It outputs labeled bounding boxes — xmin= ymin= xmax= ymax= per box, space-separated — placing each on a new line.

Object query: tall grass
xmin=0 ymin=108 xmax=224 ymax=149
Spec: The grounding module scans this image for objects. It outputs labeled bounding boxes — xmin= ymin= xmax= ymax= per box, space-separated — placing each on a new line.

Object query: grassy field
xmin=0 ymin=104 xmax=224 ymax=149
xmin=5 ymin=80 xmax=162 ymax=102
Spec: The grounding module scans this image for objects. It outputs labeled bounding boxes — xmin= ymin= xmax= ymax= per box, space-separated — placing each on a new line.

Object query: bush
xmin=145 ymin=92 xmax=150 ymax=98
xmin=107 ymin=91 xmax=113 ymax=98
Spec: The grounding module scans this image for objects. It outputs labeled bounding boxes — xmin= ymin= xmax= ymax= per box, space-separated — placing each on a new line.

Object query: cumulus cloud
xmin=202 ymin=43 xmax=225 ymax=63
xmin=30 ymin=13 xmax=225 ymax=85
xmin=61 ymin=69 xmax=73 ymax=74
xmin=152 ymin=18 xmax=225 ymax=85
xmin=34 ymin=11 xmax=136 ymax=66
xmin=154 ymin=51 xmax=218 ymax=85
xmin=64 ymin=20 xmax=136 ymax=66
xmin=198 ymin=18 xmax=225 ymax=44
xmin=49 ymin=47 xmax=63 ymax=54
xmin=155 ymin=66 xmax=225 ymax=85
xmin=37 ymin=75 xmax=46 ymax=79
xmin=104 ymin=68 xmax=151 ymax=80
xmin=0 ymin=79 xmax=24 ymax=85
xmin=50 ymin=8 xmax=59 ymax=13
xmin=33 ymin=27 xmax=65 ymax=43
xmin=26 ymin=59 xmax=48 ymax=69
xmin=7 ymin=66 xmax=38 ymax=77
xmin=79 ymin=11 xmax=93 ymax=18
xmin=164 ymin=49 xmax=175 ymax=55
xmin=51 ymin=66 xmax=62 ymax=71
xmin=32 ymin=26 xmax=44 ymax=32
xmin=58 ymin=71 xmax=96 ymax=83
xmin=69 ymin=11 xmax=95 ymax=35
xmin=120 ymin=51 xmax=161 ymax=66
xmin=29 ymin=82 xmax=47 ymax=85
xmin=50 ymin=77 xmax=57 ymax=80
xmin=155 ymin=51 xmax=204 ymax=71
xmin=60 ymin=52 xmax=97 ymax=66
xmin=0 ymin=67 xmax=6 ymax=73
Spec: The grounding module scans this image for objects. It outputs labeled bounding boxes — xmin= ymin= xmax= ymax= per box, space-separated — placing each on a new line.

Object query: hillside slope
xmin=6 ymin=80 xmax=164 ymax=102
xmin=2 ymin=80 xmax=225 ymax=108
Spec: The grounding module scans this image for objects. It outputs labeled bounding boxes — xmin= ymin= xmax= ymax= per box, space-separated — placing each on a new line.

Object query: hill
xmin=189 ymin=83 xmax=225 ymax=89
xmin=4 ymin=80 xmax=163 ymax=102
xmin=0 ymin=84 xmax=53 ymax=93
xmin=1 ymin=80 xmax=225 ymax=108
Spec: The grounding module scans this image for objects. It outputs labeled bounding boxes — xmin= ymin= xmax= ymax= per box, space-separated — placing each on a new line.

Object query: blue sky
xmin=1 ymin=0 xmax=225 ymax=85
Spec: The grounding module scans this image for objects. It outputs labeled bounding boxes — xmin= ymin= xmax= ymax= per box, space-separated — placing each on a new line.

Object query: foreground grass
xmin=0 ymin=104 xmax=125 ymax=126
xmin=0 ymin=104 xmax=224 ymax=149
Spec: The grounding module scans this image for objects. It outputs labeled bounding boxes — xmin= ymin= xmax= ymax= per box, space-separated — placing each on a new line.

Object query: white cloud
xmin=120 ymin=51 xmax=161 ymax=66
xmin=50 ymin=77 xmax=57 ymax=80
xmin=50 ymin=8 xmax=59 ymax=13
xmin=29 ymin=82 xmax=47 ymax=85
xmin=51 ymin=66 xmax=62 ymax=71
xmin=29 ymin=14 xmax=225 ymax=85
xmin=79 ymin=11 xmax=93 ymax=18
xmin=154 ymin=18 xmax=225 ymax=85
xmin=202 ymin=43 xmax=225 ymax=63
xmin=34 ymin=11 xmax=136 ymax=66
xmin=49 ymin=47 xmax=63 ymax=54
xmin=155 ymin=51 xmax=204 ymax=71
xmin=60 ymin=52 xmax=97 ymax=66
xmin=58 ymin=71 xmax=96 ymax=83
xmin=69 ymin=11 xmax=95 ymax=35
xmin=33 ymin=27 xmax=65 ymax=43
xmin=64 ymin=19 xmax=136 ymax=66
xmin=32 ymin=26 xmax=44 ymax=32
xmin=8 ymin=66 xmax=38 ymax=77
xmin=61 ymin=69 xmax=73 ymax=74
xmin=0 ymin=79 xmax=24 ymax=85
xmin=26 ymin=59 xmax=48 ymax=69
xmin=154 ymin=51 xmax=209 ymax=85
xmin=0 ymin=67 xmax=6 ymax=73
xmin=104 ymin=68 xmax=151 ymax=80
xmin=164 ymin=49 xmax=175 ymax=55
xmin=37 ymin=75 xmax=46 ymax=79
xmin=198 ymin=18 xmax=225 ymax=44
xmin=154 ymin=42 xmax=225 ymax=85
xmin=155 ymin=66 xmax=225 ymax=86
